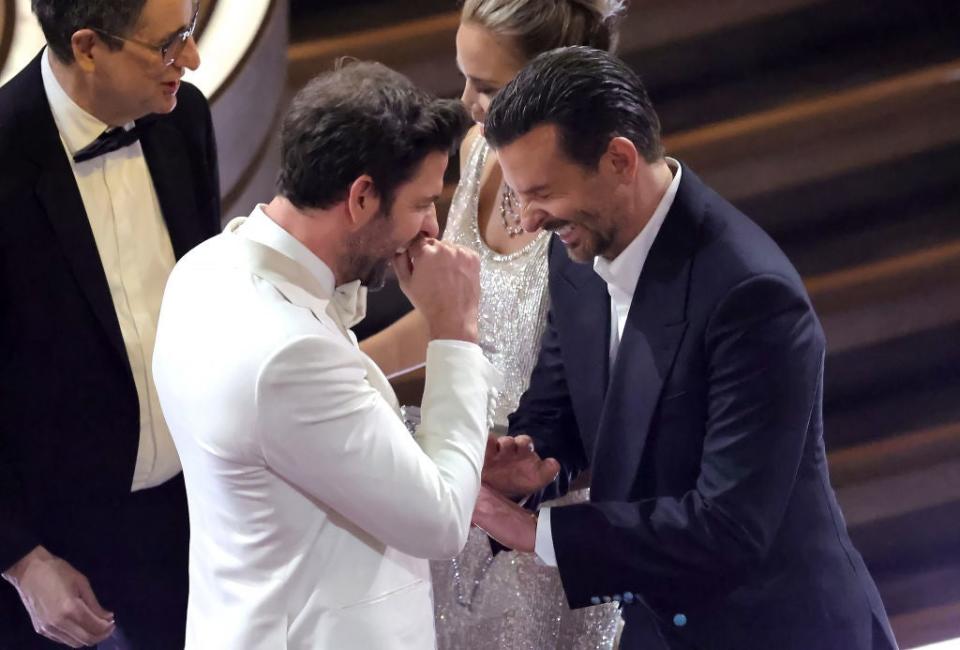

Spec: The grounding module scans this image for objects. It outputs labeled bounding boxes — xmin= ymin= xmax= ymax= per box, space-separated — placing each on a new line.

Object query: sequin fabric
xmin=432 ymin=137 xmax=620 ymax=649
xmin=443 ymin=138 xmax=551 ymax=426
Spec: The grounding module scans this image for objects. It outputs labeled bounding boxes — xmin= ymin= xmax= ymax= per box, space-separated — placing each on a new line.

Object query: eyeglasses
xmin=92 ymin=7 xmax=200 ymax=67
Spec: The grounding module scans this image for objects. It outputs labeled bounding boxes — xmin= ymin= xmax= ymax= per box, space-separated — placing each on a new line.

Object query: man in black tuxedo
xmin=473 ymin=47 xmax=898 ymax=650
xmin=0 ymin=0 xmax=219 ymax=647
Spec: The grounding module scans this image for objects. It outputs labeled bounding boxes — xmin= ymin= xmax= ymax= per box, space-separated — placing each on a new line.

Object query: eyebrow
xmin=516 ymin=184 xmax=550 ymax=198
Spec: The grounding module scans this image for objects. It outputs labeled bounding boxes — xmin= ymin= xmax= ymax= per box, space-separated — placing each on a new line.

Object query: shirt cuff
xmin=534 ymin=507 xmax=558 ymax=567
xmin=429 ymin=339 xmax=483 ymax=353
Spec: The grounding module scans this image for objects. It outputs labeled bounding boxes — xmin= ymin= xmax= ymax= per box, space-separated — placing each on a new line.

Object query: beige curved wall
xmin=0 ymin=0 xmax=288 ymax=219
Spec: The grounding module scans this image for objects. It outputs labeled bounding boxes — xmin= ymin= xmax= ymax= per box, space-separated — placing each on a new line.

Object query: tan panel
xmin=0 ymin=0 xmax=14 ymax=74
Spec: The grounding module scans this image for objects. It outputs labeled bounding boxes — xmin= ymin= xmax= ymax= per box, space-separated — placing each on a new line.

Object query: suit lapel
xmin=222 ymin=222 xmax=402 ymax=413
xmin=140 ymin=119 xmax=203 ymax=259
xmin=590 ymin=171 xmax=703 ymax=498
xmin=20 ymin=55 xmax=128 ymax=363
xmin=554 ymin=240 xmax=610 ymax=459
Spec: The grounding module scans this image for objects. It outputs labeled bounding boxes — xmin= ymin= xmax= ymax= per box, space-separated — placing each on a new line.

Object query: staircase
xmin=288 ymin=2 xmax=960 ymax=645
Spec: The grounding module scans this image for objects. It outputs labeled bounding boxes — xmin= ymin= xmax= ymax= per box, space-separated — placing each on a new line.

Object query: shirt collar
xmin=237 ymin=204 xmax=337 ymax=299
xmin=40 ymin=47 xmax=133 ymax=157
xmin=593 ymin=157 xmax=682 ymax=300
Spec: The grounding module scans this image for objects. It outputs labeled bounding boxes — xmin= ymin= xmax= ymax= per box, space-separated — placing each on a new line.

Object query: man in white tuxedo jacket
xmin=152 ymin=62 xmax=500 ymax=649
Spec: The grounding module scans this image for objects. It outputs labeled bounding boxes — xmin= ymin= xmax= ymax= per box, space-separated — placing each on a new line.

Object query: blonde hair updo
xmin=461 ymin=0 xmax=627 ymax=59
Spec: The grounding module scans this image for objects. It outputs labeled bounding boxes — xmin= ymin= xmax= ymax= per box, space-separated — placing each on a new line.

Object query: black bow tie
xmin=72 ymin=123 xmax=146 ymax=163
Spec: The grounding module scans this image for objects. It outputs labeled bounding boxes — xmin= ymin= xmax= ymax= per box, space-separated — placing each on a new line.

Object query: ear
xmin=602 ymin=136 xmax=640 ymax=182
xmin=345 ymin=175 xmax=382 ymax=230
xmin=70 ymin=30 xmax=101 ymax=73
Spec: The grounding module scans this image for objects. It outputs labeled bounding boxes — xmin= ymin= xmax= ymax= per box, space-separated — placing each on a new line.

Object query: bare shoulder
xmin=458 ymin=124 xmax=484 ymax=175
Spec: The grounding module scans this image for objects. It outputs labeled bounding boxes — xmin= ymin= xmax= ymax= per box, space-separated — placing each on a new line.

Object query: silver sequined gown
xmin=431 ymin=137 xmax=620 ymax=649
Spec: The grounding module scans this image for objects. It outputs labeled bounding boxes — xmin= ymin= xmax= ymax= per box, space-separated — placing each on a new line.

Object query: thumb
xmin=75 ymin=576 xmax=113 ymax=622
xmin=392 ymin=252 xmax=413 ymax=287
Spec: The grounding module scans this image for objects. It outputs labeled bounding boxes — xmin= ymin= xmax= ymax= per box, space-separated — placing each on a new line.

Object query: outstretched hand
xmin=472 ymin=485 xmax=537 ymax=552
xmin=482 ymin=434 xmax=560 ymax=498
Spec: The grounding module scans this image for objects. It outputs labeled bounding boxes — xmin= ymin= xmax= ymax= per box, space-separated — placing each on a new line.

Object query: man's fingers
xmin=392 ymin=252 xmax=413 ymax=285
xmin=71 ymin=599 xmax=115 ymax=641
xmin=539 ymin=458 xmax=561 ymax=484
xmin=39 ymin=620 xmax=86 ymax=648
xmin=75 ymin=574 xmax=114 ymax=623
xmin=70 ymin=576 xmax=115 ymax=644
xmin=497 ymin=436 xmax=518 ymax=457
xmin=511 ymin=434 xmax=536 ymax=455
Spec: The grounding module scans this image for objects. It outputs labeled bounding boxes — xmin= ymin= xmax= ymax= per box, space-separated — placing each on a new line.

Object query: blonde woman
xmin=362 ymin=2 xmax=627 ymax=647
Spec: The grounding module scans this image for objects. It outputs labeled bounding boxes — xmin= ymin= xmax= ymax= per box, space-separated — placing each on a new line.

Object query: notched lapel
xmin=36 ymin=167 xmax=129 ymax=364
xmin=553 ymin=243 xmax=610 ymax=458
xmin=589 ymin=172 xmax=702 ymax=498
xmin=20 ymin=58 xmax=130 ymax=366
xmin=590 ymin=293 xmax=688 ymax=499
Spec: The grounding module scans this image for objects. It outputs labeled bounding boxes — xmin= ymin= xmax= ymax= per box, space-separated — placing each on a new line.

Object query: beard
xmin=546 ymin=210 xmax=616 ymax=263
xmin=355 ymin=257 xmax=391 ymax=291
xmin=341 ymin=208 xmax=397 ymax=291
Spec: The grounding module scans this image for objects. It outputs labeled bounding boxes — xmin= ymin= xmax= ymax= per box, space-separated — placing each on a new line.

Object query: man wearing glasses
xmin=0 ymin=0 xmax=219 ymax=647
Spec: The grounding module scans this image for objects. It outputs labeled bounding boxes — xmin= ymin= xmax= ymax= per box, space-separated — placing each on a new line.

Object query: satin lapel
xmin=554 ymin=241 xmax=611 ymax=460
xmin=590 ymin=173 xmax=703 ymax=499
xmin=140 ymin=119 xmax=203 ymax=259
xmin=21 ymin=56 xmax=127 ymax=362
xmin=223 ymin=227 xmax=402 ymax=413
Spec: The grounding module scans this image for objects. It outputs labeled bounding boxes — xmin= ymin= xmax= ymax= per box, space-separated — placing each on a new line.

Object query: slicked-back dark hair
xmin=485 ymin=46 xmax=663 ymax=169
xmin=277 ymin=60 xmax=471 ymax=212
xmin=32 ymin=0 xmax=148 ymax=63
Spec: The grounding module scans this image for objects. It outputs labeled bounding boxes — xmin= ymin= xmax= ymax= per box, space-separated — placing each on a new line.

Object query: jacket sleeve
xmin=256 ymin=337 xmax=500 ymax=560
xmin=551 ymin=273 xmax=825 ymax=608
xmin=0 ymin=132 xmax=41 ymax=573
xmin=0 ymin=441 xmax=41 ymax=572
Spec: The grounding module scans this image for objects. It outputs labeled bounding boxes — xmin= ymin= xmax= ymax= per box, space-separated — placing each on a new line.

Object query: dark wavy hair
xmin=277 ymin=60 xmax=471 ymax=213
xmin=32 ymin=0 xmax=149 ymax=63
xmin=485 ymin=46 xmax=663 ymax=168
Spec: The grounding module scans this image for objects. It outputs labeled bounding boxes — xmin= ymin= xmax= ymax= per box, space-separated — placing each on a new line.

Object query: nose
xmin=460 ymin=82 xmax=474 ymax=110
xmin=422 ymin=206 xmax=440 ymax=239
xmin=520 ymin=204 xmax=546 ymax=233
xmin=174 ymin=36 xmax=201 ymax=71
xmin=460 ymin=83 xmax=483 ymax=123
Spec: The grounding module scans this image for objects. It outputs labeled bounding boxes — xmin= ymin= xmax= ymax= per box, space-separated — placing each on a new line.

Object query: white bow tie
xmin=330 ymin=279 xmax=368 ymax=329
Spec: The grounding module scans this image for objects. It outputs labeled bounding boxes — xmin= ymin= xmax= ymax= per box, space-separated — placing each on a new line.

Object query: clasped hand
xmin=472 ymin=434 xmax=560 ymax=552
xmin=2 ymin=546 xmax=115 ymax=648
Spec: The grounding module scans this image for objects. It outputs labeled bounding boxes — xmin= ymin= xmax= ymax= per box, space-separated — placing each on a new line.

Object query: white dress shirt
xmin=535 ymin=159 xmax=682 ymax=567
xmin=41 ymin=49 xmax=180 ymax=491
xmin=153 ymin=205 xmax=501 ymax=649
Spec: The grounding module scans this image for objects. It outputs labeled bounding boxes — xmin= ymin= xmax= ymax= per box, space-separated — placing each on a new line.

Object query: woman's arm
xmin=360 ymin=308 xmax=431 ymax=378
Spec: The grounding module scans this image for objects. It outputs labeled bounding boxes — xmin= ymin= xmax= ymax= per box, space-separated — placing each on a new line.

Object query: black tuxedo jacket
xmin=510 ymin=168 xmax=897 ymax=650
xmin=0 ymin=52 xmax=219 ymax=629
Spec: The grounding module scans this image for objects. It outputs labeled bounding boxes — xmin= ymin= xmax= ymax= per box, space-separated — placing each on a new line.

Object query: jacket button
xmin=623 ymin=591 xmax=635 ymax=604
xmin=612 ymin=594 xmax=622 ymax=602
xmin=673 ymin=613 xmax=688 ymax=627
xmin=590 ymin=596 xmax=601 ymax=605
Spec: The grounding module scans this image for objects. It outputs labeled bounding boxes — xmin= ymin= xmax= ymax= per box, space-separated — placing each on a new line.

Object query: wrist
xmin=2 ymin=545 xmax=51 ymax=584
xmin=429 ymin=322 xmax=479 ymax=345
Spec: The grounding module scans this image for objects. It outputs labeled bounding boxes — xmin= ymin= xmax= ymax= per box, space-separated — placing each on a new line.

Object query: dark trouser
xmin=0 ymin=477 xmax=189 ymax=650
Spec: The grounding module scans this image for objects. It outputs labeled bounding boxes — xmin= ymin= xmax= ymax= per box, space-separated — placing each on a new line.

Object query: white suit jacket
xmin=153 ymin=207 xmax=500 ymax=649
